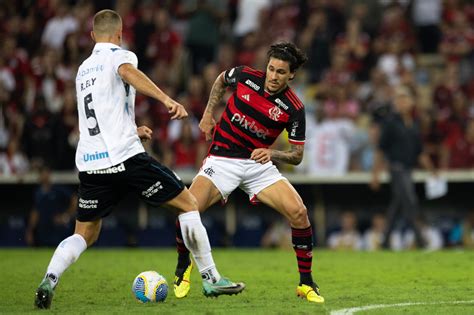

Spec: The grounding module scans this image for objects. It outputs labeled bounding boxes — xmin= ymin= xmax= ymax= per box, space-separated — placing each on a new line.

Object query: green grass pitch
xmin=1 ymin=249 xmax=473 ymax=314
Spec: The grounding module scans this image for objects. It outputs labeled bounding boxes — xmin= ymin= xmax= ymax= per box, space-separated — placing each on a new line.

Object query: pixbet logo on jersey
xmin=231 ymin=113 xmax=269 ymax=139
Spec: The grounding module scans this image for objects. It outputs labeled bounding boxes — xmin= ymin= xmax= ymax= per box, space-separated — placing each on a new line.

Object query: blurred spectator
xmin=56 ymin=87 xmax=78 ymax=170
xmin=439 ymin=10 xmax=473 ymax=65
xmin=146 ymin=9 xmax=182 ymax=66
xmin=297 ymin=105 xmax=355 ymax=176
xmin=433 ymin=62 xmax=462 ymax=113
xmin=33 ymin=49 xmax=65 ymax=113
xmin=182 ymin=0 xmax=228 ymax=74
xmin=202 ymin=62 xmax=221 ymax=95
xmin=216 ymin=42 xmax=237 ymax=71
xmin=0 ymin=138 xmax=29 ymax=175
xmin=25 ymin=166 xmax=76 ymax=246
xmin=418 ymin=107 xmax=444 ymax=168
xmin=357 ymin=68 xmax=392 ymax=120
xmin=323 ymin=85 xmax=360 ymax=120
xmin=441 ymin=118 xmax=474 ymax=169
xmin=371 ymin=87 xmax=436 ymax=249
xmin=233 ymin=0 xmax=270 ymax=41
xmin=334 ymin=18 xmax=370 ymax=81
xmin=261 ymin=218 xmax=292 ymax=249
xmin=260 ymin=2 xmax=298 ymax=44
xmin=0 ymin=57 xmax=15 ymax=92
xmin=412 ymin=0 xmax=442 ymax=53
xmin=328 ymin=211 xmax=363 ymax=250
xmin=377 ymin=4 xmax=415 ymax=49
xmin=299 ymin=10 xmax=331 ymax=82
xmin=404 ymin=217 xmax=444 ymax=250
xmin=356 ymin=123 xmax=379 ymax=172
xmin=21 ymin=95 xmax=60 ymax=170
xmin=376 ymin=36 xmax=415 ymax=86
xmin=41 ymin=3 xmax=78 ymax=50
xmin=1 ymin=36 xmax=32 ymax=102
xmin=235 ymin=32 xmax=259 ymax=67
xmin=183 ymin=75 xmax=206 ymax=119
xmin=320 ymin=51 xmax=354 ymax=92
xmin=167 ymin=118 xmax=204 ymax=171
xmin=362 ymin=213 xmax=386 ymax=251
xmin=134 ymin=2 xmax=156 ymax=70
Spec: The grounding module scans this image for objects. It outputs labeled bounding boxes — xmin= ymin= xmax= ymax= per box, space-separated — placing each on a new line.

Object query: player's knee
xmin=288 ymin=205 xmax=308 ymax=226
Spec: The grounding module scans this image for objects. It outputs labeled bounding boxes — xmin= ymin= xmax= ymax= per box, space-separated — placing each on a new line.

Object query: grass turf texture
xmin=0 ymin=249 xmax=473 ymax=314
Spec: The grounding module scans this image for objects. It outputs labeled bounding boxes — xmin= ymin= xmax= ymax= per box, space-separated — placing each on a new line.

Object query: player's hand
xmin=251 ymin=148 xmax=272 ymax=164
xmin=137 ymin=126 xmax=153 ymax=142
xmin=165 ymin=98 xmax=188 ymax=120
xmin=199 ymin=114 xmax=216 ymax=141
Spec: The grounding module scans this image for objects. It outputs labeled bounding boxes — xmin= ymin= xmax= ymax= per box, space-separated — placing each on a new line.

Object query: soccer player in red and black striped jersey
xmin=174 ymin=42 xmax=324 ymax=303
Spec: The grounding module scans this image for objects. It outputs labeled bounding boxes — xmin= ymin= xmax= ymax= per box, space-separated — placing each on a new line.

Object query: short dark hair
xmin=93 ymin=9 xmax=122 ymax=36
xmin=267 ymin=42 xmax=308 ymax=72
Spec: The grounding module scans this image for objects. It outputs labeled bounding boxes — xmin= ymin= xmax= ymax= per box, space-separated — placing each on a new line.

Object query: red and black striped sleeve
xmin=286 ymin=107 xmax=305 ymax=145
xmin=284 ymin=89 xmax=305 ymax=145
xmin=223 ymin=66 xmax=244 ymax=89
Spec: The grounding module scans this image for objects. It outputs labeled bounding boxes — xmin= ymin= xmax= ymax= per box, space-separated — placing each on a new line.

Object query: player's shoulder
xmin=281 ymin=87 xmax=304 ymax=111
xmin=240 ymin=66 xmax=265 ymax=78
xmin=111 ymin=48 xmax=137 ymax=63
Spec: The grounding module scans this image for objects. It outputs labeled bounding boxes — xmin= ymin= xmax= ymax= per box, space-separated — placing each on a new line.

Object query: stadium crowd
xmin=1 ymin=0 xmax=474 ymax=249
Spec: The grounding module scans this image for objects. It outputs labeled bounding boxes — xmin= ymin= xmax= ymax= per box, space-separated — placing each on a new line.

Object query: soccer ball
xmin=132 ymin=271 xmax=168 ymax=303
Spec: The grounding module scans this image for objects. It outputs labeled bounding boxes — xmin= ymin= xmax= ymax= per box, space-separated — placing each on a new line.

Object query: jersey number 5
xmin=84 ymin=93 xmax=101 ymax=136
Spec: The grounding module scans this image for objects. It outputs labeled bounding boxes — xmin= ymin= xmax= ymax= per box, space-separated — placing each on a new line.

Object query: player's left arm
xmin=253 ymin=104 xmax=306 ymax=165
xmin=251 ymin=144 xmax=304 ymax=165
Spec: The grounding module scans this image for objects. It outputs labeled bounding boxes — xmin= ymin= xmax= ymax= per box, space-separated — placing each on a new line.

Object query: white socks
xmin=45 ymin=234 xmax=87 ymax=288
xmin=178 ymin=211 xmax=221 ymax=283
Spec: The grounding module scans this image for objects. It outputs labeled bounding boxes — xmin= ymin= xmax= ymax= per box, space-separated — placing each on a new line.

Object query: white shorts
xmin=195 ymin=155 xmax=285 ymax=203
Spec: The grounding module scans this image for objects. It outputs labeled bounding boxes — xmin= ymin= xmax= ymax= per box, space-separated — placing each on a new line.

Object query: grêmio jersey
xmin=75 ymin=43 xmax=144 ymax=172
xmin=209 ymin=66 xmax=306 ymax=159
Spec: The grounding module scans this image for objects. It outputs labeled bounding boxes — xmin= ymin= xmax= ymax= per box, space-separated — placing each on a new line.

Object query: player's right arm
xmin=200 ymin=72 xmax=227 ymax=141
xmin=118 ymin=64 xmax=188 ymax=120
xmin=200 ymin=66 xmax=243 ymax=140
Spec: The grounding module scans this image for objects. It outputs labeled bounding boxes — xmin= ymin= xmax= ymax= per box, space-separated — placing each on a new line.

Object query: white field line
xmin=330 ymin=300 xmax=474 ymax=315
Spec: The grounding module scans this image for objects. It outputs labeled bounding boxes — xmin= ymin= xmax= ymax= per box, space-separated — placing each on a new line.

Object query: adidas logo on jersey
xmin=242 ymin=94 xmax=250 ymax=101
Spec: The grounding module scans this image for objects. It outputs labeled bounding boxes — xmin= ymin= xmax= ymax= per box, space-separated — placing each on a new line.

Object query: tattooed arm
xmin=251 ymin=144 xmax=304 ymax=165
xmin=200 ymin=72 xmax=227 ymax=140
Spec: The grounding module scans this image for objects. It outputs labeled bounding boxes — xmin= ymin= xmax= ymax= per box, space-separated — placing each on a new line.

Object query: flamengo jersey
xmin=75 ymin=42 xmax=144 ymax=171
xmin=210 ymin=66 xmax=305 ymax=158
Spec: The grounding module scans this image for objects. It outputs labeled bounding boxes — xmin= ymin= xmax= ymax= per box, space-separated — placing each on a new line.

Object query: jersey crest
xmin=268 ymin=106 xmax=283 ymax=121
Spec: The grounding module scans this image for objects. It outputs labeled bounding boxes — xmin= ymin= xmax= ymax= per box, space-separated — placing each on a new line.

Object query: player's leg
xmin=35 ymin=220 xmax=101 ymax=309
xmin=165 ymin=181 xmax=244 ymax=298
xmin=173 ymin=175 xmax=222 ymax=298
xmin=35 ymin=170 xmax=119 ymax=309
xmin=256 ymin=179 xmax=324 ymax=304
xmin=130 ymin=153 xmax=244 ymax=297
